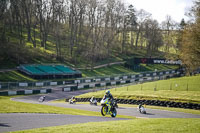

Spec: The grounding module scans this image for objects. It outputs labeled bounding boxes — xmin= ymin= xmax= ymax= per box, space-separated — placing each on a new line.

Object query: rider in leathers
xmin=103 ymin=90 xmax=113 ymax=113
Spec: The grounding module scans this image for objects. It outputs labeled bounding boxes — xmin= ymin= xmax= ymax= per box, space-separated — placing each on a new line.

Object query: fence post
xmin=8 ymin=82 xmax=10 ymax=91
xmin=170 ymin=83 xmax=172 ymax=90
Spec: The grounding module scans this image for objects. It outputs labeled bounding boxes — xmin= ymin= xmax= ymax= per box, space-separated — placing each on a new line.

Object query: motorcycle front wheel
xmin=111 ymin=108 xmax=117 ymax=117
xmin=101 ymin=106 xmax=107 ymax=116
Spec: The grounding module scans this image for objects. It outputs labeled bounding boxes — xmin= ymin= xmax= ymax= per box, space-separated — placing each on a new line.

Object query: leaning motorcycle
xmin=69 ymin=98 xmax=76 ymax=104
xmin=100 ymin=98 xmax=117 ymax=117
xmin=38 ymin=96 xmax=45 ymax=102
xmin=90 ymin=99 xmax=97 ymax=106
xmin=138 ymin=104 xmax=146 ymax=114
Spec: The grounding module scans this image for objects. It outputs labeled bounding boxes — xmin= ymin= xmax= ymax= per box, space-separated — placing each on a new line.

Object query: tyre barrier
xmin=71 ymin=98 xmax=200 ymax=110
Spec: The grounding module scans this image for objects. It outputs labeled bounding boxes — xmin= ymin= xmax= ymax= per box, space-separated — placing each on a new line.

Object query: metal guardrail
xmin=0 ymin=68 xmax=189 ymax=91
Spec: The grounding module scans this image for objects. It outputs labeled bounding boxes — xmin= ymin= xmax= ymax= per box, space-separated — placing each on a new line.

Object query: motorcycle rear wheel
xmin=111 ymin=108 xmax=117 ymax=117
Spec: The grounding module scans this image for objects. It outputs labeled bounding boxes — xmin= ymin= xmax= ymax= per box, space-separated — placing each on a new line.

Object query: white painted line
xmin=123 ymin=76 xmax=128 ymax=79
xmin=139 ymin=79 xmax=143 ymax=82
xmin=131 ymin=75 xmax=135 ymax=78
xmin=19 ymin=83 xmax=28 ymax=87
xmin=63 ymin=88 xmax=71 ymax=92
xmin=40 ymin=90 xmax=47 ymax=93
xmin=105 ymin=78 xmax=110 ymax=81
xmin=100 ymin=83 xmax=106 ymax=86
xmin=85 ymin=80 xmax=91 ymax=83
xmin=25 ymin=90 xmax=33 ymax=95
xmin=8 ymin=91 xmax=17 ymax=95
xmin=36 ymin=82 xmax=44 ymax=87
xmin=50 ymin=82 xmax=57 ymax=86
xmin=111 ymin=82 xmax=116 ymax=85
xmin=114 ymin=77 xmax=119 ymax=80
xmin=146 ymin=74 xmax=150 ymax=76
xmin=74 ymin=80 xmax=80 ymax=83
xmin=147 ymin=77 xmax=152 ymax=80
xmin=154 ymin=77 xmax=159 ymax=80
xmin=120 ymin=81 xmax=126 ymax=84
xmin=95 ymin=79 xmax=101 ymax=82
xmin=89 ymin=84 xmax=95 ymax=88
xmin=78 ymin=85 xmax=84 ymax=89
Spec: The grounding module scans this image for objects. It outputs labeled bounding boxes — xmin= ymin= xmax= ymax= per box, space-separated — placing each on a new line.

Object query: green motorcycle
xmin=100 ymin=98 xmax=117 ymax=117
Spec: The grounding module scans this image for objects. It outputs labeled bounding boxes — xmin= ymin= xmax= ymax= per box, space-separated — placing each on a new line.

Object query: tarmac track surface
xmin=0 ymin=113 xmax=126 ymax=133
xmin=13 ymin=88 xmax=200 ymax=119
xmin=2 ymin=88 xmax=200 ymax=132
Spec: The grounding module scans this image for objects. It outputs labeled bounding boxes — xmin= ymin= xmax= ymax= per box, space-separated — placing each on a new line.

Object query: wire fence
xmin=112 ymin=80 xmax=200 ymax=91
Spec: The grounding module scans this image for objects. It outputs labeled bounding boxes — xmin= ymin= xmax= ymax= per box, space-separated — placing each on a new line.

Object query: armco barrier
xmin=0 ymin=69 xmax=184 ymax=91
xmin=74 ymin=98 xmax=200 ymax=110
xmin=0 ymin=89 xmax=52 ymax=96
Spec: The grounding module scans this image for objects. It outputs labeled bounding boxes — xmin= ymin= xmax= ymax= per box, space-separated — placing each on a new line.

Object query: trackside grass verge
xmin=0 ymin=96 xmax=133 ymax=119
xmin=12 ymin=118 xmax=200 ymax=133
xmin=77 ymin=75 xmax=200 ymax=104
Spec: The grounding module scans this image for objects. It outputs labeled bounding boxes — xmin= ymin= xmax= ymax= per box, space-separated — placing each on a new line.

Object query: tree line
xmin=0 ymin=0 xmax=199 ymax=72
xmin=177 ymin=0 xmax=200 ymax=74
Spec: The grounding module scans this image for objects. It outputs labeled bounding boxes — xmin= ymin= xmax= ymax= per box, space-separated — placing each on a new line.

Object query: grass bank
xmin=0 ymin=71 xmax=36 ymax=82
xmin=12 ymin=118 xmax=200 ymax=133
xmin=77 ymin=75 xmax=200 ymax=104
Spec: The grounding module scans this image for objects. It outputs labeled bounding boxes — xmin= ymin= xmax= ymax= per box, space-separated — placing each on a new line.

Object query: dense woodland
xmin=0 ymin=0 xmax=199 ymax=72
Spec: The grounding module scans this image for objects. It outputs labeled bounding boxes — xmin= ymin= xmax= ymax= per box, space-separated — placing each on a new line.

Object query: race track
xmin=2 ymin=88 xmax=200 ymax=132
xmin=13 ymin=89 xmax=200 ymax=119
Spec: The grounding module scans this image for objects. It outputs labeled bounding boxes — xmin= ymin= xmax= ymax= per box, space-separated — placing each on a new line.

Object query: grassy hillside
xmin=0 ymin=23 xmax=179 ymax=69
xmin=0 ymin=25 xmax=179 ymax=82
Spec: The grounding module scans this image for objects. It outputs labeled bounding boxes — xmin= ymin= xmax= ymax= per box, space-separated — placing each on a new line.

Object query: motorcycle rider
xmin=138 ymin=104 xmax=146 ymax=114
xmin=90 ymin=96 xmax=97 ymax=105
xmin=103 ymin=90 xmax=113 ymax=113
xmin=90 ymin=96 xmax=94 ymax=103
xmin=69 ymin=96 xmax=76 ymax=104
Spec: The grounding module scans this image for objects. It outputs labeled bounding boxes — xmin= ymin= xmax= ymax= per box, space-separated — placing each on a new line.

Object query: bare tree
xmin=161 ymin=15 xmax=176 ymax=52
xmin=144 ymin=19 xmax=163 ymax=57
